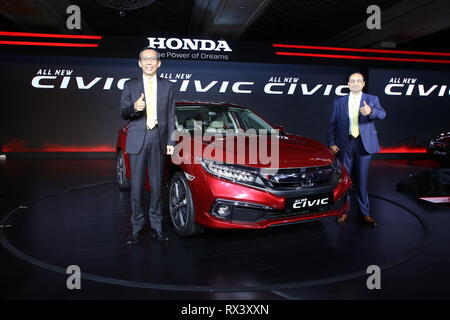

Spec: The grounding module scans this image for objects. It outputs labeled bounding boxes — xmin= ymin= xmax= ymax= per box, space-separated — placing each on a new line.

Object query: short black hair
xmin=349 ymin=72 xmax=365 ymax=82
xmin=138 ymin=47 xmax=161 ymax=60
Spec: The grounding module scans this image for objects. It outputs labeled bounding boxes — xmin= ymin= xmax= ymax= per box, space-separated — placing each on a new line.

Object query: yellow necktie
xmin=146 ymin=79 xmax=156 ymax=129
xmin=350 ymin=96 xmax=359 ymax=138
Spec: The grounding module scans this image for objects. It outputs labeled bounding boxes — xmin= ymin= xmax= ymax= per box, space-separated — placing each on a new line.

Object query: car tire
xmin=116 ymin=150 xmax=131 ymax=190
xmin=169 ymin=172 xmax=204 ymax=236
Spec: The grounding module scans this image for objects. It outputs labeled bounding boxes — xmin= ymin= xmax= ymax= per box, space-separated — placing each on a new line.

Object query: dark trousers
xmin=129 ymin=128 xmax=164 ymax=233
xmin=341 ymin=135 xmax=372 ymax=217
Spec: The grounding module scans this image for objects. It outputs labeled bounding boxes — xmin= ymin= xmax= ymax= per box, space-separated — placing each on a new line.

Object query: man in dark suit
xmin=120 ymin=47 xmax=175 ymax=243
xmin=327 ymin=72 xmax=386 ymax=227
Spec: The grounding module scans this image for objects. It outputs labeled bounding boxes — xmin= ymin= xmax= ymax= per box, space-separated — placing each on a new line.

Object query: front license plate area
xmin=285 ymin=192 xmax=334 ymax=214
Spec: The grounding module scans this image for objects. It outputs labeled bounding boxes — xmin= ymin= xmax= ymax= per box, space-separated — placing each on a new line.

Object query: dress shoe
xmin=152 ymin=230 xmax=170 ymax=241
xmin=362 ymin=216 xmax=378 ymax=227
xmin=125 ymin=232 xmax=140 ymax=245
xmin=336 ymin=214 xmax=349 ymax=223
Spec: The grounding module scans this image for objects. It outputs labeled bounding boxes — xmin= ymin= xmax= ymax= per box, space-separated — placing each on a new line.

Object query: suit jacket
xmin=327 ymin=93 xmax=386 ymax=155
xmin=120 ymin=75 xmax=176 ymax=155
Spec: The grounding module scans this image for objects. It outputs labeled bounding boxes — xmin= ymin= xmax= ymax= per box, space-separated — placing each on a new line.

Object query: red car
xmin=116 ymin=101 xmax=351 ymax=236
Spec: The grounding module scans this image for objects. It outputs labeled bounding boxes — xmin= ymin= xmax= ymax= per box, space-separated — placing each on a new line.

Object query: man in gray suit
xmin=121 ymin=47 xmax=175 ymax=243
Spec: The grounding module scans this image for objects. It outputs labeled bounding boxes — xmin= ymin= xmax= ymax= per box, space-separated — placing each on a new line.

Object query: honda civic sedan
xmin=116 ymin=101 xmax=351 ymax=236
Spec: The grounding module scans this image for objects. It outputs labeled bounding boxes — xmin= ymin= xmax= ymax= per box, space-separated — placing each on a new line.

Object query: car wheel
xmin=169 ymin=172 xmax=204 ymax=236
xmin=116 ymin=150 xmax=131 ymax=190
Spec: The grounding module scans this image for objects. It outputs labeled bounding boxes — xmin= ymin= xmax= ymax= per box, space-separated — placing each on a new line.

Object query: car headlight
xmin=200 ymin=159 xmax=265 ymax=188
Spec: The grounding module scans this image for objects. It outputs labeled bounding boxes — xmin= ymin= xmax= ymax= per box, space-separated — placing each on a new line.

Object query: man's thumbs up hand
xmin=360 ymin=100 xmax=372 ymax=116
xmin=134 ymin=93 xmax=145 ymax=111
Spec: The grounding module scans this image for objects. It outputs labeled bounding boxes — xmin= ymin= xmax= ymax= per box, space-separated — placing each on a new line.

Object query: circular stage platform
xmin=0 ymin=182 xmax=429 ymax=292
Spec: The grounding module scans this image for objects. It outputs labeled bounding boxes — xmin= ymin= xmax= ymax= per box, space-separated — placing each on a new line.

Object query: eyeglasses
xmin=140 ymin=57 xmax=159 ymax=62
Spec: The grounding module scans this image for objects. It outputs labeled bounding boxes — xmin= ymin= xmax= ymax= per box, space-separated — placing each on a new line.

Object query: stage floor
xmin=0 ymin=158 xmax=449 ymax=300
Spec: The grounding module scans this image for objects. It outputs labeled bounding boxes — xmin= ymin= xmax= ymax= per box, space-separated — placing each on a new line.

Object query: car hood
xmin=190 ymin=133 xmax=334 ymax=169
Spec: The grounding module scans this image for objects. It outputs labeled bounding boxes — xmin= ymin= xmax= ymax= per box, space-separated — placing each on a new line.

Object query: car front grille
xmin=229 ymin=195 xmax=346 ymax=222
xmin=261 ymin=165 xmax=337 ymax=190
xmin=266 ymin=204 xmax=335 ymax=219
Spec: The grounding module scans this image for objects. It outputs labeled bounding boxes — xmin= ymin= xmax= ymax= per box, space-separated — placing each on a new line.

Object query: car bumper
xmin=187 ymin=167 xmax=351 ymax=229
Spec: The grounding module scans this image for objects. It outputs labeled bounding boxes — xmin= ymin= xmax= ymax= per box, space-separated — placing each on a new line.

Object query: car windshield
xmin=175 ymin=105 xmax=274 ymax=134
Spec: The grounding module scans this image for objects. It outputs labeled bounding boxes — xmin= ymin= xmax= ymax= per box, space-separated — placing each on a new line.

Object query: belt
xmin=146 ymin=124 xmax=158 ymax=130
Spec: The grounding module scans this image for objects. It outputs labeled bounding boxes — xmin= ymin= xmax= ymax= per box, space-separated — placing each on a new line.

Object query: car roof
xmin=175 ymin=101 xmax=247 ymax=109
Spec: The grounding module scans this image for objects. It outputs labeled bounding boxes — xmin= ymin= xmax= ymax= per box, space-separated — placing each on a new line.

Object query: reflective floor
xmin=0 ymin=158 xmax=449 ymax=299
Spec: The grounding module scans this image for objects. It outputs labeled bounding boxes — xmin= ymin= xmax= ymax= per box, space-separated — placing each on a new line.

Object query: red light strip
xmin=273 ymin=44 xmax=450 ymax=57
xmin=275 ymin=51 xmax=450 ymax=64
xmin=379 ymin=147 xmax=427 ymax=153
xmin=0 ymin=31 xmax=102 ymax=40
xmin=3 ymin=146 xmax=115 ymax=152
xmin=0 ymin=40 xmax=99 ymax=47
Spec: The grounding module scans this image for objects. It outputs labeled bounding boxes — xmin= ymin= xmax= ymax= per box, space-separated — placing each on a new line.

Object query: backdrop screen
xmin=1 ymin=54 xmax=448 ymax=152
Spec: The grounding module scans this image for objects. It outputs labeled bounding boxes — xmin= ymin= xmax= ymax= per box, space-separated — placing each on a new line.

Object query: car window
xmin=175 ymin=105 xmax=273 ymax=134
xmin=232 ymin=109 xmax=272 ymax=131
